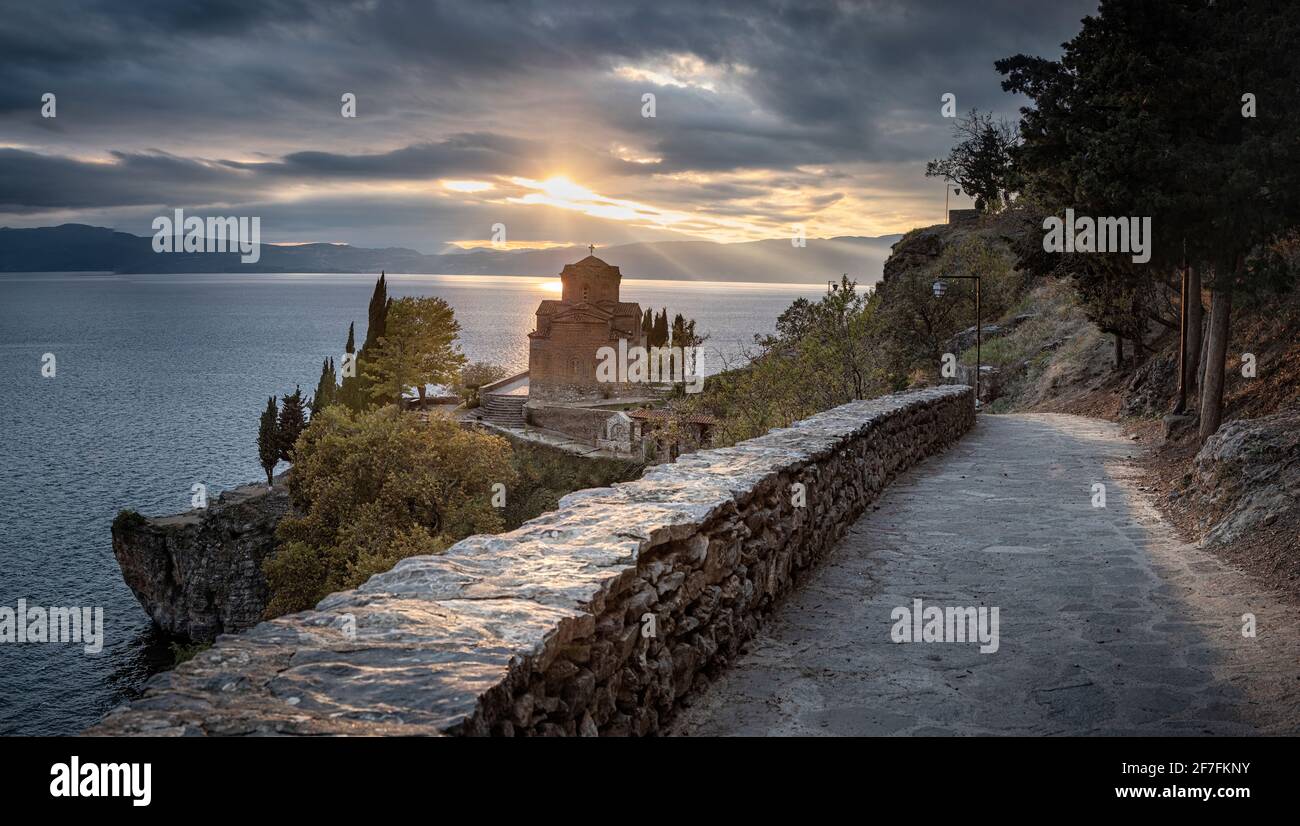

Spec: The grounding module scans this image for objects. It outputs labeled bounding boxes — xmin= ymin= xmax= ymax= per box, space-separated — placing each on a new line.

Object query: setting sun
xmin=540 ymin=176 xmax=597 ymax=201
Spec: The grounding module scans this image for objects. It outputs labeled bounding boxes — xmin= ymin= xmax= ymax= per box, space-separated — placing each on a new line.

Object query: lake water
xmin=0 ymin=271 xmax=824 ymax=735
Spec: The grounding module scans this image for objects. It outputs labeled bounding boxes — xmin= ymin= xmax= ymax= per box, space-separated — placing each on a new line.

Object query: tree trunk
xmin=1198 ymin=287 xmax=1233 ymax=444
xmin=1173 ymin=267 xmax=1189 ymax=413
xmin=1184 ymin=265 xmax=1203 ymax=403
xmin=1113 ymin=334 xmax=1124 ymax=372
xmin=1132 ymin=295 xmax=1146 ymax=365
xmin=1196 ymin=314 xmax=1210 ymax=399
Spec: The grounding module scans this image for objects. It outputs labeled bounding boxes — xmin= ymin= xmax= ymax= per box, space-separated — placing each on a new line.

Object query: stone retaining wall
xmin=89 ymin=386 xmax=974 ymax=737
xmin=525 ymin=402 xmax=618 ymax=445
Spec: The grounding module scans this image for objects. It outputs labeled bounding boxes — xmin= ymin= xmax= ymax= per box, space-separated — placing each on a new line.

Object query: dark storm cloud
xmin=0 ymin=0 xmax=311 ymax=109
xmin=220 ymin=134 xmax=532 ymax=179
xmin=218 ymin=132 xmax=653 ymax=180
xmin=1 ymin=0 xmax=1095 ymax=138
xmin=0 ymin=148 xmax=261 ymax=211
xmin=0 ymin=0 xmax=1097 ymax=237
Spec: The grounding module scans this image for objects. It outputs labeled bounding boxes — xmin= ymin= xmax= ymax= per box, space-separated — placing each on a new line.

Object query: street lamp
xmin=933 ymin=275 xmax=981 ymax=408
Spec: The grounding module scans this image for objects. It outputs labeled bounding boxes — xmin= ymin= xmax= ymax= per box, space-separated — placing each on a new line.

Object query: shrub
xmin=456 ymin=361 xmax=509 ymax=408
xmin=263 ymin=405 xmax=517 ymax=616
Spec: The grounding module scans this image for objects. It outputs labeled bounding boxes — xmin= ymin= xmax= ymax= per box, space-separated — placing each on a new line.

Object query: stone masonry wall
xmin=525 ymin=403 xmax=619 ymax=445
xmin=89 ymin=386 xmax=973 ymax=736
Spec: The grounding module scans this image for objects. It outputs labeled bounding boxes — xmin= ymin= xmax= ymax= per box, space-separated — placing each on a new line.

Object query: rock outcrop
xmin=89 ymin=386 xmax=973 ymax=736
xmin=881 ymin=225 xmax=947 ymax=284
xmin=111 ymin=481 xmax=290 ymax=641
xmin=945 ymin=313 xmax=1038 ymax=356
xmin=1186 ymin=406 xmax=1300 ymax=545
xmin=1121 ymin=353 xmax=1178 ymax=418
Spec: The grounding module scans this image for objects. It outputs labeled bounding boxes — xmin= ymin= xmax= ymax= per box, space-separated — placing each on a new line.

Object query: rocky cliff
xmin=111 ymin=481 xmax=290 ymax=641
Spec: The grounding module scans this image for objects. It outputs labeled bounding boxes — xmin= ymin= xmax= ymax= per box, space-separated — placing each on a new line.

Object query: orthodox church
xmin=527 ymin=251 xmax=645 ymax=401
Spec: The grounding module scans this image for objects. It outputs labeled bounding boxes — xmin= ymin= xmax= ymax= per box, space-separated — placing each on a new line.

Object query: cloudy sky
xmin=0 ymin=0 xmax=1097 ymax=252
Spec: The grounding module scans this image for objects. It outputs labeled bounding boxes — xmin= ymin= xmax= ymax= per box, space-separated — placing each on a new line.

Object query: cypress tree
xmin=339 ymin=321 xmax=360 ymax=411
xmin=353 ymin=273 xmax=389 ymax=408
xmin=277 ymin=386 xmax=307 ymax=462
xmin=361 ymin=272 xmax=388 ymax=351
xmin=652 ymin=308 xmax=669 ymax=348
xmin=257 ymin=396 xmax=280 ymax=486
xmin=311 ymin=357 xmax=336 ymax=413
xmin=641 ymin=308 xmax=654 ymax=341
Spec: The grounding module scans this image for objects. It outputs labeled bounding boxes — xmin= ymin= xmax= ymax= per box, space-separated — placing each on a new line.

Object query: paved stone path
xmin=674 ymin=414 xmax=1300 ymax=736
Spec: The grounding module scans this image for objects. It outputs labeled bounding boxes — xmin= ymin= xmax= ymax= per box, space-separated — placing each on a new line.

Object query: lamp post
xmin=933 ymin=275 xmax=981 ymax=408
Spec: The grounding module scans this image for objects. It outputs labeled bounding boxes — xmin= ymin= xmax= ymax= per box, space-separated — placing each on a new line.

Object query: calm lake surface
xmin=0 ymin=271 xmax=825 ymax=735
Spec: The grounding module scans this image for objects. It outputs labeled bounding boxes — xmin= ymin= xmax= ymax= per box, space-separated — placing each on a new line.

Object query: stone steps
xmin=481 ymin=393 xmax=527 ymax=426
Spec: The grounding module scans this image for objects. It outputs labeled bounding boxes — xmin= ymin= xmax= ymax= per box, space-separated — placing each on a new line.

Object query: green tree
xmin=342 ymin=274 xmax=390 ymax=411
xmin=276 ymin=385 xmax=307 ymax=461
xmin=363 ymin=296 xmax=467 ymax=407
xmin=652 ymin=308 xmax=669 ymax=347
xmin=796 ymin=275 xmax=877 ymax=401
xmin=338 ymin=321 xmax=360 ymax=410
xmin=869 ymin=234 xmax=1016 ymax=384
xmin=311 ymin=357 xmax=337 ymax=413
xmin=256 ymin=396 xmax=279 ymax=486
xmin=683 ymin=275 xmax=885 ymax=443
xmin=670 ymin=313 xmax=707 ymax=377
xmin=925 ymin=109 xmax=1020 ymax=213
xmin=362 ymin=271 xmax=389 ymax=350
xmin=263 ymin=406 xmax=516 ymax=615
xmin=998 ymin=0 xmax=1300 ymax=440
xmin=997 ymin=1 xmax=1204 ymax=373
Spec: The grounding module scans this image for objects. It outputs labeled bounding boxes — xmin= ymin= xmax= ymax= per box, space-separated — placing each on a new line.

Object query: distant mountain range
xmin=0 ymin=224 xmax=902 ymax=284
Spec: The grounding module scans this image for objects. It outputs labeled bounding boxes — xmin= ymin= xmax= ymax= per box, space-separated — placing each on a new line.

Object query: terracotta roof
xmin=627 ymin=409 xmax=719 ymax=425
